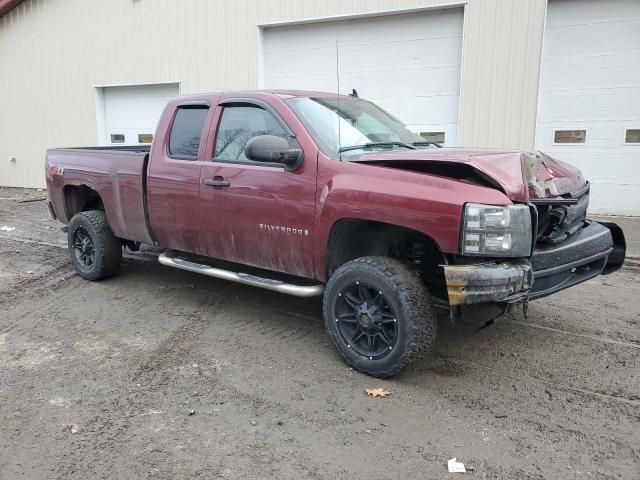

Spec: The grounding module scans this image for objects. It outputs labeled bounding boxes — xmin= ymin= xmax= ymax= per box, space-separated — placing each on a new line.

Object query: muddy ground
xmin=0 ymin=187 xmax=638 ymax=479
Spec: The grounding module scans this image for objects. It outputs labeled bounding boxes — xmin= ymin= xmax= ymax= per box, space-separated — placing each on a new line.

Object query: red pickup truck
xmin=45 ymin=90 xmax=626 ymax=377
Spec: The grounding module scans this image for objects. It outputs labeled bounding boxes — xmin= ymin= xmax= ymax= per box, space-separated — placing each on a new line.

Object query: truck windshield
xmin=286 ymin=97 xmax=426 ymax=158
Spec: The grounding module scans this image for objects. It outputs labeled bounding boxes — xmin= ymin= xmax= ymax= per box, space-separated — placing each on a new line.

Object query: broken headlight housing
xmin=461 ymin=203 xmax=532 ymax=257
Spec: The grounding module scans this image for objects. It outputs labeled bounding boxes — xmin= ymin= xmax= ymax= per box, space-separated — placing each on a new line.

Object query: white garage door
xmin=263 ymin=9 xmax=463 ymax=146
xmin=536 ymin=0 xmax=640 ymax=215
xmin=102 ymin=83 xmax=179 ymax=146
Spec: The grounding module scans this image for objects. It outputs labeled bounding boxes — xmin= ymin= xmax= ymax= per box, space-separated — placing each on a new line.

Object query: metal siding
xmin=0 ymin=0 xmax=545 ymax=188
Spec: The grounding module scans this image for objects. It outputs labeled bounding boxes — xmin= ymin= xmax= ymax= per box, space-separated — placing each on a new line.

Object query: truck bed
xmin=45 ymin=146 xmax=154 ymax=244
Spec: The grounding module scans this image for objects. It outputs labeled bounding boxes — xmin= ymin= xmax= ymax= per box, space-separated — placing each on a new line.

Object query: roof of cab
xmin=262 ymin=89 xmax=348 ymax=99
xmin=175 ymin=89 xmax=353 ymax=103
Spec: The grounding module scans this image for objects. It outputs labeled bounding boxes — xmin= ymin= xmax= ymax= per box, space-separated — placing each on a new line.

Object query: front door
xmin=199 ymin=100 xmax=317 ymax=278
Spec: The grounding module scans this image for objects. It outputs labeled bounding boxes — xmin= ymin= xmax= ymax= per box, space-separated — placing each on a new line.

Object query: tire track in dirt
xmin=443 ymin=357 xmax=640 ymax=406
xmin=511 ymin=319 xmax=640 ymax=349
xmin=48 ymin=291 xmax=334 ymax=479
xmin=51 ymin=295 xmax=225 ymax=478
xmin=417 ymin=355 xmax=640 ymax=477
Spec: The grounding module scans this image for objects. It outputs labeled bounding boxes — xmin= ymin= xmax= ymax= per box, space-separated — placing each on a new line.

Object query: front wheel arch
xmin=324 ymin=218 xmax=448 ymax=302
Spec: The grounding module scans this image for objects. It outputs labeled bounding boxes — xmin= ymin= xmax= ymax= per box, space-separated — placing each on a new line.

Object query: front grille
xmin=534 ymin=183 xmax=590 ymax=245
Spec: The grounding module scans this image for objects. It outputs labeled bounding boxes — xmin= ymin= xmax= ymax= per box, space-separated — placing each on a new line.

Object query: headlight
xmin=461 ymin=203 xmax=532 ymax=257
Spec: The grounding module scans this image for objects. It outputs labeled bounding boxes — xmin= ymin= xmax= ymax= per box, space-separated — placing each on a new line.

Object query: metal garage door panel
xmin=336 ymin=65 xmax=461 ymax=100
xmin=536 ymin=0 xmax=640 ymax=215
xmin=265 ymin=9 xmax=462 ymax=50
xmin=541 ymin=53 xmax=640 ymax=90
xmin=104 ymin=83 xmax=179 ymax=146
xmin=540 ymin=88 xmax=640 ymax=122
xmin=548 ymin=17 xmax=640 ymax=57
xmin=264 ymin=8 xmax=463 ymax=145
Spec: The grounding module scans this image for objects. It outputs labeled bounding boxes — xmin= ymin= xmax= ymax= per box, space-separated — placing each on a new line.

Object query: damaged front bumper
xmin=444 ymin=221 xmax=626 ymax=306
xmin=445 ymin=261 xmax=533 ymax=305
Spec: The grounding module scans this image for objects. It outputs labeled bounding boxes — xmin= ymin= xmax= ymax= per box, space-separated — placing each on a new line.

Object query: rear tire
xmin=323 ymin=256 xmax=437 ymax=378
xmin=68 ymin=210 xmax=122 ymax=281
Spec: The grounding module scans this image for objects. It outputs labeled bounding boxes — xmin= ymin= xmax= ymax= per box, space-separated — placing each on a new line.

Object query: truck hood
xmin=350 ymin=149 xmax=586 ymax=203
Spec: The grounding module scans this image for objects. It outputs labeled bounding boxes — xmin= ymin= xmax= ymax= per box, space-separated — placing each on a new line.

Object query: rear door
xmin=147 ymin=98 xmax=218 ymax=254
xmin=199 ymin=97 xmax=317 ymax=278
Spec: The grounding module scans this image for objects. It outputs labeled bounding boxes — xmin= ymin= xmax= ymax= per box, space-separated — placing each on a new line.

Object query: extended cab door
xmin=199 ymin=97 xmax=317 ymax=278
xmin=147 ymin=97 xmax=219 ymax=254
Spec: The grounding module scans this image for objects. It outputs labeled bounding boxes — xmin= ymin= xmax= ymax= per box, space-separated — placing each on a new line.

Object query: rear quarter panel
xmin=46 ymin=148 xmax=152 ymax=243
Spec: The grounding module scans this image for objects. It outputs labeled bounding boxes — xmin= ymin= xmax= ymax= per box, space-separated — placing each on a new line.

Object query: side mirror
xmin=245 ymin=135 xmax=303 ymax=171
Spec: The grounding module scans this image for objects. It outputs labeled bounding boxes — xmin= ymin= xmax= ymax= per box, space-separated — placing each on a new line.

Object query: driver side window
xmin=214 ymin=105 xmax=288 ymax=161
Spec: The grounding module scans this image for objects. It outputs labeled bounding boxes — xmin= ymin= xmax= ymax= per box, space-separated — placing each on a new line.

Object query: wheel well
xmin=326 ymin=219 xmax=446 ymax=297
xmin=63 ymin=185 xmax=104 ymax=219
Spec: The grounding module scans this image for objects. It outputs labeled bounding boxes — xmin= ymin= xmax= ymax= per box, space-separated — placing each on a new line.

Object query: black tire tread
xmin=68 ymin=210 xmax=122 ymax=280
xmin=323 ymin=256 xmax=436 ymax=378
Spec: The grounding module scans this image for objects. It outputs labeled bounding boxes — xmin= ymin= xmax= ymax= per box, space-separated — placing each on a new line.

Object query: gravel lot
xmin=0 ymin=187 xmax=638 ymax=479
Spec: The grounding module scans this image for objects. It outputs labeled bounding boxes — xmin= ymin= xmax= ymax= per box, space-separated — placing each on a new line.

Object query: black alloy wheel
xmin=334 ymin=282 xmax=398 ymax=360
xmin=71 ymin=226 xmax=95 ymax=271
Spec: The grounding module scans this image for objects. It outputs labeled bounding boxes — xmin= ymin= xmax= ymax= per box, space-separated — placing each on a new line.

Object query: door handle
xmin=204 ymin=177 xmax=231 ymax=188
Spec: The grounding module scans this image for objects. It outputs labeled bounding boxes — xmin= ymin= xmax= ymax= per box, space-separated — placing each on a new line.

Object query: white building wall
xmin=0 ymin=0 xmax=546 ymax=188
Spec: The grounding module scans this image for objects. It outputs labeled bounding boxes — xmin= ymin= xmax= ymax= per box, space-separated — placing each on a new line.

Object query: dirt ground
xmin=0 ymin=187 xmax=638 ymax=480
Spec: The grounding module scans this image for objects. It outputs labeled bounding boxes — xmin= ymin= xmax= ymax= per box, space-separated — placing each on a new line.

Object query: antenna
xmin=336 ymin=40 xmax=342 ymax=161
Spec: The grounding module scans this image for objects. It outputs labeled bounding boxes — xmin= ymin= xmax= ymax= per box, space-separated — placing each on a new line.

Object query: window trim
xmin=211 ymin=100 xmax=298 ymax=168
xmin=552 ymin=129 xmax=587 ymax=146
xmin=166 ymin=104 xmax=210 ymax=161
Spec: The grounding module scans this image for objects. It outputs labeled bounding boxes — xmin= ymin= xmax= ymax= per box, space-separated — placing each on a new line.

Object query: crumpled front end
xmin=521 ymin=151 xmax=586 ymax=200
xmin=444 ymin=221 xmax=625 ymax=306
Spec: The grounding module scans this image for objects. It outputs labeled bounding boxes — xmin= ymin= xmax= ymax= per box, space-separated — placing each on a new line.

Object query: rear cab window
xmin=168 ymin=106 xmax=209 ymax=160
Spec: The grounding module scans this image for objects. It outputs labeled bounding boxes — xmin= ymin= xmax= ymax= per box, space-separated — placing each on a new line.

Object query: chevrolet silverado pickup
xmin=45 ymin=90 xmax=626 ymax=377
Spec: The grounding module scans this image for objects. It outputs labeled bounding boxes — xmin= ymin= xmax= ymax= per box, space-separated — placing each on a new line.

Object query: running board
xmin=158 ymin=251 xmax=324 ymax=297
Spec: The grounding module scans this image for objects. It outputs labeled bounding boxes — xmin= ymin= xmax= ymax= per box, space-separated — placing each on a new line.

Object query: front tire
xmin=68 ymin=210 xmax=122 ymax=281
xmin=323 ymin=256 xmax=437 ymax=378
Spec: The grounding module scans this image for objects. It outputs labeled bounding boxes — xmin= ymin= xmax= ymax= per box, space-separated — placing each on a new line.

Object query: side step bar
xmin=158 ymin=251 xmax=324 ymax=298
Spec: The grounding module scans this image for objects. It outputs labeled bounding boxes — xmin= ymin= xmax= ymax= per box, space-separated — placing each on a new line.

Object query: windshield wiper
xmin=412 ymin=141 xmax=442 ymax=148
xmin=338 ymin=141 xmax=416 ymax=153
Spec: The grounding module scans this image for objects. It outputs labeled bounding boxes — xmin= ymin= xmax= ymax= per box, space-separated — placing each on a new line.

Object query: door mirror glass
xmin=245 ymin=135 xmax=303 ymax=171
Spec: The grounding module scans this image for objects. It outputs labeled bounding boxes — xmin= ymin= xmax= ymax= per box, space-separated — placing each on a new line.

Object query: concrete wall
xmin=0 ymin=0 xmax=547 ymax=188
